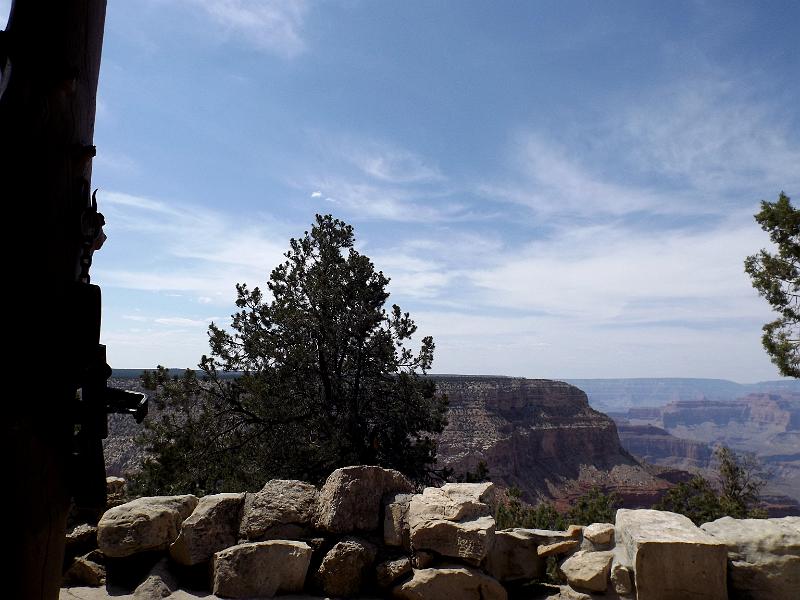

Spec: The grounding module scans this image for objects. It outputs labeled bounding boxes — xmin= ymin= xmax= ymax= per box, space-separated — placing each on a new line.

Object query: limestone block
xmin=315 ymin=537 xmax=377 ymax=598
xmin=610 ymin=559 xmax=634 ymax=596
xmin=408 ymin=483 xmax=497 ymax=565
xmin=583 ymin=522 xmax=614 ymax=545
xmin=63 ymin=555 xmax=106 ymax=587
xmin=240 ymin=479 xmax=318 ymax=541
xmin=559 ymin=550 xmax=612 ymax=593
xmin=212 ymin=540 xmax=312 ymax=598
xmin=537 ymin=539 xmax=579 ymax=557
xmin=616 ymin=508 xmax=727 ymax=600
xmin=169 ymin=492 xmax=243 ymax=565
xmin=411 ymin=515 xmax=495 ymax=566
xmin=701 ymin=515 xmax=800 ymax=600
xmin=384 ymin=493 xmax=414 ymax=548
xmin=97 ymin=495 xmax=198 ymax=558
xmin=377 ymin=557 xmax=412 ymax=588
xmin=393 ymin=565 xmax=507 ymax=600
xmin=483 ymin=529 xmax=544 ymax=582
xmin=316 ymin=466 xmax=413 ymax=533
xmin=132 ymin=557 xmax=177 ymax=599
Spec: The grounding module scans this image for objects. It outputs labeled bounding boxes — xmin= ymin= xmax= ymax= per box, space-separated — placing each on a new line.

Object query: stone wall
xmin=62 ymin=467 xmax=800 ymax=599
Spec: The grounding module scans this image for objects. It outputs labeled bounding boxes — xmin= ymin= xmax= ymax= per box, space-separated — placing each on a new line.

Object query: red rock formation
xmin=616 ymin=424 xmax=712 ymax=470
xmin=434 ymin=377 xmax=672 ymax=508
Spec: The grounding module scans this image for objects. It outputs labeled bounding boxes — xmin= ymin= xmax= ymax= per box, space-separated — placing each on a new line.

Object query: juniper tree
xmin=745 ymin=193 xmax=800 ymax=377
xmin=132 ymin=215 xmax=447 ymax=495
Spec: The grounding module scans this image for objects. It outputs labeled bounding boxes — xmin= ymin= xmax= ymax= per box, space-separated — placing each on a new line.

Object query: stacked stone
xmin=62 ymin=468 xmax=800 ymax=599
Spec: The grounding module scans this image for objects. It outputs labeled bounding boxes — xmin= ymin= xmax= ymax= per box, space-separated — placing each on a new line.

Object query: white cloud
xmin=619 ymin=78 xmax=800 ymax=195
xmin=182 ymin=0 xmax=309 ymax=57
xmin=310 ymin=190 xmax=322 ymax=198
xmin=96 ymin=191 xmax=287 ymax=301
xmin=307 ymin=177 xmax=464 ymax=222
xmin=466 ymin=215 xmax=769 ymax=323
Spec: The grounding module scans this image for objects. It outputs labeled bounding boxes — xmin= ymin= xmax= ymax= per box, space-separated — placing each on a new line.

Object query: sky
xmin=4 ymin=1 xmax=798 ymax=381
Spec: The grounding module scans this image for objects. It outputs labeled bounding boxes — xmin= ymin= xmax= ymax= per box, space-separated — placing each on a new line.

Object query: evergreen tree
xmin=131 ymin=215 xmax=448 ymax=495
xmin=745 ymin=192 xmax=800 ymax=377
xmin=655 ymin=445 xmax=768 ymax=524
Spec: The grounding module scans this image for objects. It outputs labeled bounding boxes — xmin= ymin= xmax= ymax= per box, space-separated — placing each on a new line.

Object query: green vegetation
xmin=131 ymin=215 xmax=448 ymax=496
xmin=495 ymin=486 xmax=622 ymax=530
xmin=655 ymin=445 xmax=768 ymax=524
xmin=745 ymin=192 xmax=800 ymax=378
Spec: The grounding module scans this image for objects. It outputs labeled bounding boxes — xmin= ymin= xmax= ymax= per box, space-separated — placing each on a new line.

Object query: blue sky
xmin=5 ymin=1 xmax=798 ymax=380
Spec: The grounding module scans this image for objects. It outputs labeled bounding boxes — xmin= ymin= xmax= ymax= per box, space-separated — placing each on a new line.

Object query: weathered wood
xmin=1 ymin=2 xmax=107 ymax=599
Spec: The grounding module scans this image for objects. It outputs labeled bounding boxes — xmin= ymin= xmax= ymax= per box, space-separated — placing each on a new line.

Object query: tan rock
xmin=412 ymin=516 xmax=495 ymax=566
xmin=616 ymin=508 xmax=727 ymax=600
xmin=701 ymin=515 xmax=800 ymax=600
xmin=63 ymin=555 xmax=105 ymax=587
xmin=97 ymin=495 xmax=198 ymax=558
xmin=566 ymin=525 xmax=584 ymax=538
xmin=239 ymin=480 xmax=317 ymax=541
xmin=384 ymin=493 xmax=414 ymax=548
xmin=537 ymin=539 xmax=579 ymax=557
xmin=610 ymin=559 xmax=634 ymax=596
xmin=511 ymin=527 xmax=576 ymax=545
xmin=316 ymin=466 xmax=413 ymax=533
xmin=410 ymin=483 xmax=496 ymax=523
xmin=484 ymin=529 xmax=544 ymax=582
xmin=316 ymin=537 xmax=377 ymax=597
xmin=559 ymin=550 xmax=612 ymax=593
xmin=212 ymin=540 xmax=312 ymax=598
xmin=583 ymin=522 xmax=614 ymax=545
xmin=377 ymin=557 xmax=412 ymax=588
xmin=393 ymin=565 xmax=507 ymax=600
xmin=132 ymin=557 xmax=176 ymax=599
xmin=169 ymin=493 xmax=243 ymax=565
xmin=408 ymin=483 xmax=497 ymax=565
xmin=544 ymin=585 xmax=592 ymax=600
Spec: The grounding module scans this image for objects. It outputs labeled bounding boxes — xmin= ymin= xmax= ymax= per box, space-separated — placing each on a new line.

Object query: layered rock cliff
xmin=615 ymin=424 xmax=712 ymax=470
xmin=432 ymin=377 xmax=671 ymax=509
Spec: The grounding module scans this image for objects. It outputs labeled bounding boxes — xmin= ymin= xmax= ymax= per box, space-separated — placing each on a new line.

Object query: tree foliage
xmin=745 ymin=192 xmax=800 ymax=377
xmin=131 ymin=215 xmax=448 ymax=496
xmin=654 ymin=445 xmax=768 ymax=524
xmin=495 ymin=486 xmax=622 ymax=531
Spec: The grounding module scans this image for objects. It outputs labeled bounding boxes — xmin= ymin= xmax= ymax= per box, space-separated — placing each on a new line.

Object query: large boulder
xmin=583 ymin=522 xmax=614 ymax=545
xmin=377 ymin=557 xmax=412 ymax=588
xmin=616 ymin=508 xmax=727 ymax=600
xmin=62 ymin=553 xmax=106 ymax=587
xmin=393 ymin=565 xmax=507 ymax=600
xmin=610 ymin=558 xmax=634 ymax=596
xmin=169 ymin=493 xmax=244 ymax=565
xmin=384 ymin=493 xmax=414 ymax=548
xmin=132 ymin=557 xmax=177 ymax=599
xmin=701 ymin=515 xmax=800 ymax=600
xmin=97 ymin=495 xmax=198 ymax=558
xmin=483 ymin=529 xmax=544 ymax=582
xmin=240 ymin=480 xmax=318 ymax=541
xmin=316 ymin=466 xmax=414 ymax=533
xmin=559 ymin=550 xmax=612 ymax=593
xmin=408 ymin=483 xmax=497 ymax=565
xmin=315 ymin=537 xmax=377 ymax=597
xmin=212 ymin=540 xmax=312 ymax=598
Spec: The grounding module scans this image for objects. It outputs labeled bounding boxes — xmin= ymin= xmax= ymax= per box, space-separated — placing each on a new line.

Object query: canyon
xmin=105 ymin=374 xmax=674 ymax=509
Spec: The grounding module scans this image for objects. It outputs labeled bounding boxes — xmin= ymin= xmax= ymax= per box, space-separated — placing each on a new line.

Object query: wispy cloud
xmin=97 ymin=191 xmax=287 ymax=301
xmin=618 ymin=78 xmax=800 ymax=196
xmin=182 ymin=0 xmax=310 ymax=57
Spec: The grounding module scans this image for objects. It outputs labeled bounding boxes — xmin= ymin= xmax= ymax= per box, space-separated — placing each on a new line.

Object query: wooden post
xmin=1 ymin=2 xmax=107 ymax=598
